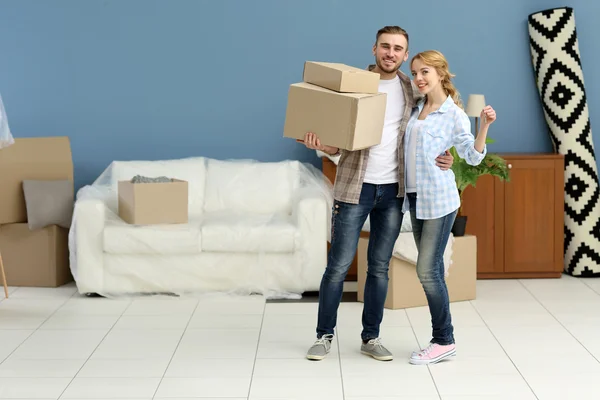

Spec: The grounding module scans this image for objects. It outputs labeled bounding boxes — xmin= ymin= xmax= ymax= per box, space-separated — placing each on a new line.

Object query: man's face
xmin=372 ymin=33 xmax=409 ymax=74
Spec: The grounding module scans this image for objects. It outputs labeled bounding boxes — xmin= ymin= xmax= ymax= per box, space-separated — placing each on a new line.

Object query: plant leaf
xmin=449 ymin=139 xmax=510 ymax=197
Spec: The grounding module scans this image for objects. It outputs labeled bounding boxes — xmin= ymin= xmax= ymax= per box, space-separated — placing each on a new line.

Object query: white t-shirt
xmin=405 ymin=119 xmax=424 ymax=193
xmin=363 ymin=75 xmax=404 ymax=184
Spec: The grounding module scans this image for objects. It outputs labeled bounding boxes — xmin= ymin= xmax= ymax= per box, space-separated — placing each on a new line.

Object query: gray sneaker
xmin=306 ymin=334 xmax=334 ymax=361
xmin=361 ymin=337 xmax=393 ymax=361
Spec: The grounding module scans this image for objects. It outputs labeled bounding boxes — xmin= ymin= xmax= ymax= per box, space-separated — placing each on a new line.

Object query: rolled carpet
xmin=528 ymin=7 xmax=600 ymax=277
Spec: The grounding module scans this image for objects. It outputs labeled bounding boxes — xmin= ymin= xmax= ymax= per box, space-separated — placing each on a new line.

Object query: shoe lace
xmin=368 ymin=337 xmax=384 ymax=348
xmin=315 ymin=334 xmax=333 ymax=346
xmin=419 ymin=343 xmax=437 ymax=356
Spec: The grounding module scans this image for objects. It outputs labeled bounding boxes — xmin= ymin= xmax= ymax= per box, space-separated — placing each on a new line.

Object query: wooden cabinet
xmin=461 ymin=154 xmax=565 ymax=278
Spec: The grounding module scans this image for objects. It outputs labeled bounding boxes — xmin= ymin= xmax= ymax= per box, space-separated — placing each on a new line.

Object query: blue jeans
xmin=317 ymin=183 xmax=403 ymax=341
xmin=407 ymin=192 xmax=457 ymax=345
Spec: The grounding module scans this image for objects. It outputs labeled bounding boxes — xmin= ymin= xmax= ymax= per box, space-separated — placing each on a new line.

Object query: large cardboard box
xmin=118 ymin=179 xmax=188 ymax=225
xmin=357 ymin=235 xmax=477 ymax=309
xmin=0 ymin=224 xmax=71 ymax=287
xmin=283 ymin=82 xmax=386 ymax=151
xmin=303 ymin=61 xmax=380 ymax=94
xmin=0 ymin=137 xmax=74 ymax=224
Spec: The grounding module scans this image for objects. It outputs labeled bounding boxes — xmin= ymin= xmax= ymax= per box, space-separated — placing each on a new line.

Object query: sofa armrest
xmin=292 ymin=188 xmax=328 ymax=290
xmin=72 ymin=197 xmax=107 ymax=294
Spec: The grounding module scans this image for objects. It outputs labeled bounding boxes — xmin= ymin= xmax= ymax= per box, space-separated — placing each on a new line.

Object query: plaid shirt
xmin=402 ymin=95 xmax=487 ymax=219
xmin=333 ymin=66 xmax=421 ymax=204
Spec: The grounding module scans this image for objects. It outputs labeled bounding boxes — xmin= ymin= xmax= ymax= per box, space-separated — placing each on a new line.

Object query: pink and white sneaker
xmin=409 ymin=343 xmax=456 ymax=365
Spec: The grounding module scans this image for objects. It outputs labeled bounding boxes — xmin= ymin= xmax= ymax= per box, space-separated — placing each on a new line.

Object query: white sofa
xmin=69 ymin=157 xmax=332 ymax=298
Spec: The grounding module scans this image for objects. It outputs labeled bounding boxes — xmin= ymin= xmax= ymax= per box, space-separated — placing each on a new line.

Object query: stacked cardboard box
xmin=283 ymin=61 xmax=386 ymax=151
xmin=0 ymin=137 xmax=74 ymax=287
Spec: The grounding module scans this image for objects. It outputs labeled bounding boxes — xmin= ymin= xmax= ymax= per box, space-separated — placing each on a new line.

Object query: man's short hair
xmin=375 ymin=26 xmax=409 ymax=48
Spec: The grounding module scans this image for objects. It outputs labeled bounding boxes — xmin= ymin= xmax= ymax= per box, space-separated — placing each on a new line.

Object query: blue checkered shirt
xmin=402 ymin=95 xmax=487 ymax=219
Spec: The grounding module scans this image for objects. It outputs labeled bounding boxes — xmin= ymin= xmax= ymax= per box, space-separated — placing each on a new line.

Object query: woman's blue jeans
xmin=407 ymin=192 xmax=457 ymax=345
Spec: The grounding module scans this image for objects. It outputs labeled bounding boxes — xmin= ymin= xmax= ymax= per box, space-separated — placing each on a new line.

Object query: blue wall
xmin=1 ymin=0 xmax=599 ymax=191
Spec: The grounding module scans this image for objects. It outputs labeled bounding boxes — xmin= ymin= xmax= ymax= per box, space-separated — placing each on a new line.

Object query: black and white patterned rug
xmin=528 ymin=7 xmax=600 ymax=277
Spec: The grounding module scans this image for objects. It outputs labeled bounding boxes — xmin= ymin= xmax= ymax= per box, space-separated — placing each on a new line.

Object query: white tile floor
xmin=0 ymin=275 xmax=599 ymax=399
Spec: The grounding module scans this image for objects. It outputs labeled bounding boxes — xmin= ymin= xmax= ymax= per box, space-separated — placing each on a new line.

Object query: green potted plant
xmin=449 ymin=138 xmax=510 ymax=236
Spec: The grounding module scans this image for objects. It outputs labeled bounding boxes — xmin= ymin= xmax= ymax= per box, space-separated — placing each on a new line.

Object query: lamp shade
xmin=465 ymin=94 xmax=486 ymax=117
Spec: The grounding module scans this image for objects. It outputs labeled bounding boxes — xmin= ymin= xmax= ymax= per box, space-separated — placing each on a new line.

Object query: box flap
xmin=304 ymin=61 xmax=376 ymax=76
xmin=0 ymin=136 xmax=72 ymax=164
xmin=291 ymin=82 xmax=376 ymax=99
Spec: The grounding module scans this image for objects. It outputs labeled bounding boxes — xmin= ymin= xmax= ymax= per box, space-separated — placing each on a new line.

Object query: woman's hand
xmin=481 ymin=105 xmax=496 ymax=126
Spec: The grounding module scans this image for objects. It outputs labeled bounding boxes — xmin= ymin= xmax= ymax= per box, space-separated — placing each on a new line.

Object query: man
xmin=299 ymin=26 xmax=454 ymax=361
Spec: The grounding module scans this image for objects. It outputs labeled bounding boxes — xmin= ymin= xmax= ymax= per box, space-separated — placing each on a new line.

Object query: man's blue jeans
xmin=407 ymin=192 xmax=456 ymax=345
xmin=316 ymin=183 xmax=403 ymax=341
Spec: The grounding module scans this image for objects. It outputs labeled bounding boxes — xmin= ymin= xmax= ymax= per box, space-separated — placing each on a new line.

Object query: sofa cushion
xmin=103 ymin=215 xmax=202 ymax=255
xmin=203 ymin=159 xmax=300 ymax=215
xmin=201 ymin=213 xmax=297 ymax=253
xmin=107 ymin=157 xmax=207 ymax=218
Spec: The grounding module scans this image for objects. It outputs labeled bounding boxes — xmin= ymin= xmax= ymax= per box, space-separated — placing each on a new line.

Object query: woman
xmin=403 ymin=50 xmax=496 ymax=365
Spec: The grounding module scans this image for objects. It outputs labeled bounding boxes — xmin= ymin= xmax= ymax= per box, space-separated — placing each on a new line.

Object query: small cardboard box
xmin=283 ymin=82 xmax=386 ymax=151
xmin=118 ymin=179 xmax=188 ymax=225
xmin=0 ymin=137 xmax=74 ymax=224
xmin=303 ymin=61 xmax=380 ymax=94
xmin=357 ymin=234 xmax=477 ymax=309
xmin=0 ymin=224 xmax=71 ymax=287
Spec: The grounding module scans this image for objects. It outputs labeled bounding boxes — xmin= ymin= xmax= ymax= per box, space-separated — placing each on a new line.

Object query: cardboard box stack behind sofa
xmin=0 ymin=136 xmax=74 ymax=287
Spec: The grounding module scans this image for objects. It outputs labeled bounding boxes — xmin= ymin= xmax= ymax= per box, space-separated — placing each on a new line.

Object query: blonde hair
xmin=410 ymin=50 xmax=463 ymax=109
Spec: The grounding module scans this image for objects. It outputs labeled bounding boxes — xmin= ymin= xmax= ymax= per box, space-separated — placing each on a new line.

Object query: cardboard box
xmin=0 ymin=224 xmax=71 ymax=287
xmin=118 ymin=179 xmax=188 ymax=225
xmin=303 ymin=61 xmax=380 ymax=94
xmin=0 ymin=137 xmax=74 ymax=224
xmin=283 ymin=82 xmax=386 ymax=151
xmin=357 ymin=235 xmax=477 ymax=309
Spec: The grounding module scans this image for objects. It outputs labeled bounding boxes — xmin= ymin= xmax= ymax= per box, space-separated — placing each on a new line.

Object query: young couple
xmin=298 ymin=25 xmax=496 ymax=365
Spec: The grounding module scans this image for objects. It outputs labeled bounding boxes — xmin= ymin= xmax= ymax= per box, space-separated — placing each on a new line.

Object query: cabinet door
xmin=503 ymin=157 xmax=563 ymax=273
xmin=461 ymin=174 xmax=504 ymax=274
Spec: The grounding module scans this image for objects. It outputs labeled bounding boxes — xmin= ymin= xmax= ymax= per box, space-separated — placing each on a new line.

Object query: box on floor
xmin=357 ymin=234 xmax=477 ymax=309
xmin=283 ymin=61 xmax=387 ymax=151
xmin=0 ymin=224 xmax=71 ymax=287
xmin=0 ymin=136 xmax=74 ymax=287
